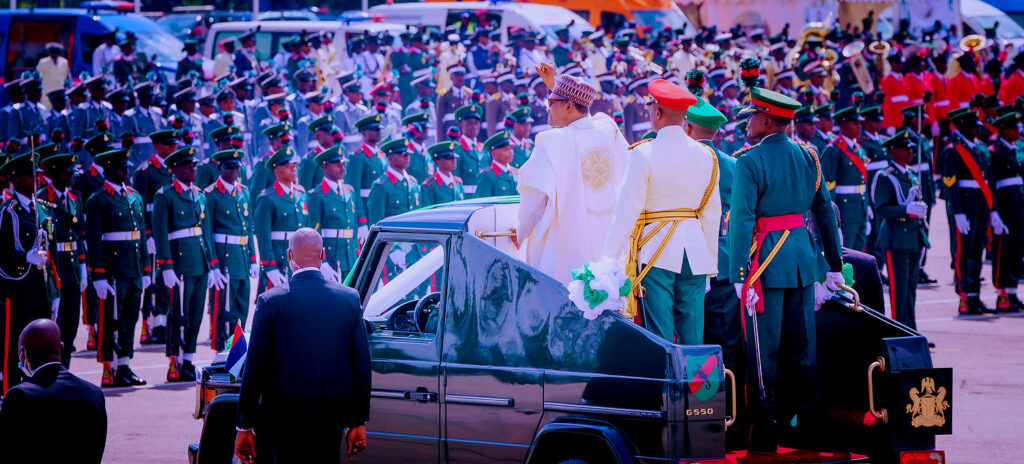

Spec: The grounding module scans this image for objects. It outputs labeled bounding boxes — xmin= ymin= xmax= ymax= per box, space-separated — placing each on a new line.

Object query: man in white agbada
xmin=516 ymin=66 xmax=629 ymax=283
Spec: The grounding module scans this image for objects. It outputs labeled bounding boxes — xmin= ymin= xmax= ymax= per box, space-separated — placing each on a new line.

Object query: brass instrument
xmin=843 ymin=40 xmax=874 ymax=94
xmin=786 ymin=19 xmax=830 ymax=68
xmin=627 ymin=45 xmax=664 ymax=75
xmin=959 ymin=34 xmax=989 ymax=53
xmin=868 ymin=40 xmax=891 ymax=76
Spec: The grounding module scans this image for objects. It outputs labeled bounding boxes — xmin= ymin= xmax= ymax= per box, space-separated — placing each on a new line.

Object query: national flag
xmin=225 ymin=323 xmax=248 ymax=379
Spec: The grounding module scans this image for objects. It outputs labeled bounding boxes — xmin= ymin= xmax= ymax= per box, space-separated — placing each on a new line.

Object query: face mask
xmin=18 ymin=352 xmax=32 ymax=378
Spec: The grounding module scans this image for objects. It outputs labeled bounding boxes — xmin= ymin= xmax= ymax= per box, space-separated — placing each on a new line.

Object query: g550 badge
xmin=686 ymin=355 xmax=720 ymax=402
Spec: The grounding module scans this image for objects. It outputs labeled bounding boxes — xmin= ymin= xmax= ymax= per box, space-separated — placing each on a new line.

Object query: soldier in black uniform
xmin=987 ymin=112 xmax=1024 ymax=312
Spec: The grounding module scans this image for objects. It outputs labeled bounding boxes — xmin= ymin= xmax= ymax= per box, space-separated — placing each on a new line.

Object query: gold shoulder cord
xmin=628 ymin=138 xmax=654 ymax=150
xmin=795 ymin=141 xmax=822 ymax=192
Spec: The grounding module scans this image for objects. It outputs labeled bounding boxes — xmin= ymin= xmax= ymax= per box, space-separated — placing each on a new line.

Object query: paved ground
xmin=58 ymin=199 xmax=1023 ymax=463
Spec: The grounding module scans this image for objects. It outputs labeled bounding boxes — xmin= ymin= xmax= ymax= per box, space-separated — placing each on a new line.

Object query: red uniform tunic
xmin=948 ymin=71 xmax=979 ymax=112
xmin=927 ymin=70 xmax=951 ymax=122
xmin=880 ymin=72 xmax=910 ymax=129
xmin=999 ymin=69 xmax=1024 ymax=108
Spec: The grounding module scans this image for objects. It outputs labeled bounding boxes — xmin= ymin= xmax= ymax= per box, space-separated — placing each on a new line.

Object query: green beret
xmin=483 ymin=131 xmax=512 ymax=152
xmin=685 ymin=98 xmax=727 ymax=130
xmin=261 ymin=123 xmax=289 ymax=139
xmin=211 ymin=149 xmax=245 ymax=167
xmin=381 ymin=138 xmax=409 ymax=156
xmin=209 ymin=125 xmax=239 ymax=141
xmin=150 ymin=129 xmax=179 ymax=145
xmin=454 ymin=104 xmax=483 ymax=121
xmin=428 ymin=141 xmax=459 ymax=159
xmin=402 ymin=112 xmax=429 ymax=126
xmin=308 ymin=115 xmax=335 ymax=133
xmin=265 ymin=147 xmax=299 ymax=169
xmin=314 ymin=145 xmax=346 ymax=165
xmin=165 ymin=146 xmax=198 ymax=167
xmin=883 ymin=129 xmax=917 ymax=150
xmin=355 ymin=114 xmax=383 ymax=131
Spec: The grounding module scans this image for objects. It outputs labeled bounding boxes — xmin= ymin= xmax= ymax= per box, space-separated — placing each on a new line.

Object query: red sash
xmin=954 ymin=144 xmax=993 ymax=209
xmin=983 ymin=120 xmax=998 ymax=135
xmin=742 ymin=213 xmax=805 ymax=316
xmin=834 ymin=139 xmax=867 ymax=183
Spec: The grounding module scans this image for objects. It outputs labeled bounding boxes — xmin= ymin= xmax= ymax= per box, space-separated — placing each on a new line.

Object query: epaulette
xmin=203 ymin=184 xmax=217 ymax=194
xmin=285 ymin=94 xmax=296 ymax=102
xmin=406 ymin=174 xmax=417 ymax=184
xmin=155 ymin=185 xmax=170 ymax=195
xmin=342 ymin=184 xmax=353 ymax=193
xmin=454 ymin=176 xmax=463 ymax=183
xmin=795 ymin=141 xmax=818 ymax=158
xmin=101 ymin=101 xmax=113 ymax=110
xmin=627 ymin=138 xmax=653 ymax=150
xmin=12 ymin=102 xmax=21 ymax=110
xmin=125 ymin=186 xmax=137 ymax=195
xmin=424 ymin=176 xmax=437 ymax=186
xmin=137 ymin=160 xmax=152 ymax=171
xmin=152 ymin=107 xmax=164 ymax=116
xmin=731 ymin=144 xmax=758 ymax=158
xmin=124 ymin=108 xmax=136 ymax=117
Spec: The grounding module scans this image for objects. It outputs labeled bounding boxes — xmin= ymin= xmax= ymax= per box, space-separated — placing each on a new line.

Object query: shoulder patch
xmin=628 ymin=138 xmax=654 ymax=150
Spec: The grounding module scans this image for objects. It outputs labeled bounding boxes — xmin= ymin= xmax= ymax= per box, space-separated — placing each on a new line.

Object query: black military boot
xmin=918 ymin=270 xmax=938 ymax=286
xmin=115 ymin=365 xmax=147 ymax=387
xmin=179 ymin=361 xmax=197 ymax=382
xmin=967 ymin=296 xmax=996 ymax=314
xmin=1007 ymin=293 xmax=1023 ymax=312
xmin=149 ymin=324 xmax=167 ymax=344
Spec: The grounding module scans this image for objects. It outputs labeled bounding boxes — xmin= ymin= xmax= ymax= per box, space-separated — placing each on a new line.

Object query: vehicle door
xmin=355 ymin=231 xmax=449 ymax=464
xmin=5 ymin=14 xmax=75 ymax=82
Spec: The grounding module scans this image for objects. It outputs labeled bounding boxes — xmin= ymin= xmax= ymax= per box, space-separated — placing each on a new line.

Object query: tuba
xmin=843 ymin=40 xmax=874 ymax=94
xmin=868 ymin=39 xmax=891 ymax=76
xmin=786 ymin=20 xmax=830 ymax=67
xmin=959 ymin=34 xmax=989 ymax=53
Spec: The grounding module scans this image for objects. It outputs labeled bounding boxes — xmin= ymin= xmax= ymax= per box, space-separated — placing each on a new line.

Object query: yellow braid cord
xmin=746 ymin=230 xmax=792 ymax=286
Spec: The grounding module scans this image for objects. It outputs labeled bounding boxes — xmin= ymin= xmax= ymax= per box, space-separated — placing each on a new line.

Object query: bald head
xmin=287 ymin=227 xmax=325 ymax=270
xmin=19 ymin=319 xmax=63 ymax=370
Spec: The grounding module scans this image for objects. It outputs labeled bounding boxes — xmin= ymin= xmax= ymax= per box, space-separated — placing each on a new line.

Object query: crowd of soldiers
xmin=1 ymin=13 xmax=1024 ymax=394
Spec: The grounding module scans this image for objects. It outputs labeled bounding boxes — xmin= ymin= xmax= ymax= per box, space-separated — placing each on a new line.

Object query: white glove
xmin=734 ymin=283 xmax=743 ymax=299
xmin=26 ymin=235 xmax=47 ymax=266
xmin=79 ymin=263 xmax=89 ymax=293
xmin=162 ymin=269 xmax=182 ymax=288
xmin=705 ymin=277 xmax=711 ymax=294
xmin=142 ymin=275 xmax=151 ymax=291
xmin=320 ymin=262 xmax=340 ymax=282
xmin=813 ymin=281 xmax=831 ymax=312
xmin=389 ymin=248 xmax=407 ymax=269
xmin=906 ymin=202 xmax=928 ymax=218
xmin=249 ymin=263 xmax=259 ymax=278
xmin=51 ymin=298 xmax=60 ymax=320
xmin=357 ymin=225 xmax=369 ymax=244
xmin=865 ymin=221 xmax=871 ymax=237
xmin=208 ymin=269 xmax=227 ymax=290
xmin=146 ymin=237 xmax=156 ymax=255
xmin=824 ymin=271 xmax=846 ymax=291
xmin=266 ymin=269 xmax=288 ymax=288
xmin=93 ymin=279 xmax=115 ymax=300
xmin=867 ymin=206 xmax=873 ymax=220
xmin=991 ymin=211 xmax=1009 ymax=235
xmin=954 ymin=214 xmax=971 ymax=235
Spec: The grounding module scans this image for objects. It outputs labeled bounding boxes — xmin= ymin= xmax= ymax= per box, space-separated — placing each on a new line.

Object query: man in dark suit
xmin=0 ymin=319 xmax=107 ymax=463
xmin=235 ymin=228 xmax=371 ymax=463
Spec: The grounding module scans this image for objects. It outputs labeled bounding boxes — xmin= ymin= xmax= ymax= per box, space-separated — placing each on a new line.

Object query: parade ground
xmin=67 ymin=198 xmax=1023 ymax=463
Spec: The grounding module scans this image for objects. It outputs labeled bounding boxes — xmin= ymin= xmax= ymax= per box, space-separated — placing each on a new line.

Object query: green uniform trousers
xmin=208 ymin=277 xmax=250 ymax=351
xmin=640 ymin=254 xmax=705 ymax=345
xmin=884 ymin=249 xmax=922 ymax=329
xmin=98 ymin=277 xmax=143 ymax=362
xmin=840 ymin=220 xmax=867 ymax=252
xmin=166 ymin=274 xmax=208 ymax=356
xmin=743 ymin=285 xmax=817 ymax=431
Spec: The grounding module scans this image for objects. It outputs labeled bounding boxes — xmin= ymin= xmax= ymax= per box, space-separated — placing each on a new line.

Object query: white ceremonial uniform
xmin=517 ymin=112 xmax=629 ymax=283
xmin=602 ymin=125 xmax=721 ymax=275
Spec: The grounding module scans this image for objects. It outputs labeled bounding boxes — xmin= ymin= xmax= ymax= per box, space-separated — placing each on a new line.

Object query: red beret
xmin=648 ymin=79 xmax=697 ymax=111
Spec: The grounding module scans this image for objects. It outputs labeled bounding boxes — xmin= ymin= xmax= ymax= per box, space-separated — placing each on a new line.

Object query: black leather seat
xmin=195 ymin=393 xmax=239 ymax=464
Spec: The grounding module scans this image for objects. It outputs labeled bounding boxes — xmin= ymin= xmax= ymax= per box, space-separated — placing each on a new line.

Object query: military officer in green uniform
xmin=421 ymin=141 xmax=465 ymax=206
xmin=403 ymin=113 xmax=434 ymax=182
xmin=729 ymin=88 xmax=844 ymax=449
xmin=453 ymin=104 xmax=486 ymax=195
xmin=685 ymin=98 xmax=740 ymax=371
xmin=85 ymin=148 xmax=150 ymax=387
xmin=507 ymin=107 xmax=534 ymax=168
xmin=254 ymin=147 xmax=310 ymax=293
xmin=132 ymin=128 xmax=179 ymax=344
xmin=38 ymin=149 xmax=89 ymax=367
xmin=475 ymin=131 xmax=518 ymax=198
xmin=987 ymin=112 xmax=1024 ymax=312
xmin=873 ymin=130 xmax=930 ymax=329
xmin=249 ymin=123 xmax=290 ymax=206
xmin=367 ymin=138 xmax=422 ymax=225
xmin=151 ymin=146 xmax=215 ymax=382
xmin=307 ymin=146 xmax=360 ymax=283
xmin=297 ymin=114 xmax=337 ymax=191
xmin=859 ymin=105 xmax=887 ymax=261
xmin=345 ymin=114 xmax=387 ymax=237
xmin=809 ymin=103 xmax=834 ymax=154
xmin=821 ymin=106 xmax=870 ymax=250
xmin=204 ymin=149 xmax=257 ymax=349
xmin=197 ymin=125 xmax=242 ymax=189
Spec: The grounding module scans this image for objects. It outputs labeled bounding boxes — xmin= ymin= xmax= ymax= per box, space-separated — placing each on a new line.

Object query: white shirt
xmin=92 ymin=43 xmax=121 ymax=76
xmin=841 ymin=134 xmax=858 ymax=148
xmin=293 ymin=267 xmax=320 ymax=276
xmin=15 ymin=191 xmax=32 ymax=210
xmin=602 ymin=125 xmax=721 ymax=275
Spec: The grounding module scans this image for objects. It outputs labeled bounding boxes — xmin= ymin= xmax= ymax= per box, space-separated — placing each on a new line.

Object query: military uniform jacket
xmin=421 ymin=171 xmax=465 ymax=207
xmin=125 ymin=105 xmax=163 ymax=167
xmin=248 ymin=152 xmax=275 ymax=206
xmin=406 ymin=140 xmax=434 ymax=183
xmin=699 ymin=140 xmax=736 ymax=278
xmin=474 ymin=161 xmax=517 ymax=198
xmin=871 ymin=163 xmax=930 ymax=253
xmin=175 ymin=55 xmax=203 ymax=81
xmin=308 ymin=178 xmax=359 ymax=273
xmin=910 ymin=135 xmax=936 ymax=206
xmin=85 ymin=182 xmax=150 ymax=280
xmin=69 ymin=100 xmax=112 ymax=142
xmin=988 ymin=138 xmax=1024 ymax=218
xmin=344 ymin=143 xmax=387 ymax=224
xmin=728 ymin=133 xmax=843 ymax=287
xmin=404 ymin=101 xmax=438 ymax=144
xmin=254 ymin=181 xmax=310 ymax=273
xmin=529 ymin=99 xmax=550 ymax=134
xmin=435 ymin=86 xmax=469 ymax=140
xmin=809 ymin=130 xmax=832 ymax=156
xmin=8 ymin=100 xmax=47 ymax=142
xmin=0 ymin=195 xmax=59 ymax=303
xmin=720 ymin=131 xmax=746 ymax=156
xmin=131 ymin=154 xmax=174 ymax=239
xmin=297 ymin=144 xmax=328 ymax=192
xmin=367 ymin=169 xmax=421 ymax=226
xmin=152 ymin=180 xmax=214 ymax=277
xmin=510 ymin=136 xmax=533 ymax=169
xmin=860 ymin=132 xmax=888 ymax=177
xmin=46 ymin=108 xmax=70 ymax=142
xmin=455 ymin=135 xmax=486 ymax=192
xmin=204 ymin=177 xmax=256 ymax=277
xmin=72 ymin=164 xmax=105 ymax=206
xmin=941 ymin=133 xmax=991 ymax=216
xmin=821 ymin=136 xmax=870 ymax=223
xmin=622 ymin=98 xmax=651 ymax=144
xmin=484 ymin=93 xmax=513 ymax=137
xmin=38 ymin=185 xmax=87 ymax=286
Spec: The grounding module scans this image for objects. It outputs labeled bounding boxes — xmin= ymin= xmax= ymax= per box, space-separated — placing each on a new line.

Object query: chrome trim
xmin=544 ymin=401 xmax=665 ymax=419
xmin=371 ymin=389 xmax=408 ymax=399
xmin=445 ymin=394 xmax=514 ymax=407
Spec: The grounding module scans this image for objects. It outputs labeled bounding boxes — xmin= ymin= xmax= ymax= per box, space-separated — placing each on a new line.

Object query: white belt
xmin=958 ymin=179 xmax=981 ymax=189
xmin=213 ymin=233 xmax=248 ymax=245
xmin=270 ymin=231 xmax=295 ymax=241
xmin=890 ymin=95 xmax=909 ymax=103
xmin=320 ymin=228 xmax=354 ymax=239
xmin=834 ymin=185 xmax=865 ymax=194
xmin=463 ymin=185 xmax=477 ymax=194
xmin=934 ymin=100 xmax=951 ymax=107
xmin=360 ymin=188 xmax=371 ymax=198
xmin=168 ymin=226 xmax=203 ymax=240
xmin=146 ymin=203 xmax=154 ymax=212
xmin=135 ymin=136 xmax=152 ymax=144
xmin=866 ymin=161 xmax=888 ymax=170
xmin=631 ymin=121 xmax=651 ymax=131
xmin=343 ymin=134 xmax=363 ymax=143
xmin=102 ymin=231 xmax=141 ymax=241
xmin=55 ymin=241 xmax=77 ymax=252
xmin=996 ymin=177 xmax=1023 ymax=189
xmin=913 ymin=163 xmax=930 ymax=172
xmin=442 ymin=114 xmax=455 ymax=122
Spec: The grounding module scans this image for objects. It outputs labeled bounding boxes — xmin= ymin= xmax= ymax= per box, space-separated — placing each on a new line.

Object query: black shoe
xmin=1005 ymin=295 xmax=1023 ymax=312
xmin=150 ymin=325 xmax=167 ymax=344
xmin=114 ymin=365 xmax=147 ymax=387
xmin=968 ymin=296 xmax=996 ymax=314
xmin=928 ymin=342 xmax=936 ymax=348
xmin=179 ymin=361 xmax=197 ymax=382
xmin=919 ymin=270 xmax=938 ymax=284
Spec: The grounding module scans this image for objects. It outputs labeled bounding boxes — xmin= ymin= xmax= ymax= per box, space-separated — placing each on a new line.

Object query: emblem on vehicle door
xmin=686 ymin=355 xmax=720 ymax=402
xmin=906 ymin=377 xmax=949 ymax=428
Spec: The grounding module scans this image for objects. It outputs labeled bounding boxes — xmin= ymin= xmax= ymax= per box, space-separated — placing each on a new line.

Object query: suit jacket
xmin=842 ymin=248 xmax=885 ymax=312
xmin=237 ymin=270 xmax=370 ymax=456
xmin=0 ymin=363 xmax=106 ymax=464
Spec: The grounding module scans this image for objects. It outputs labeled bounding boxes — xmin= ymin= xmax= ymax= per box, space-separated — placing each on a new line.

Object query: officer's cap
xmin=900 ymin=104 xmax=925 ymax=119
xmin=454 ymin=104 xmax=482 ymax=121
xmin=308 ymin=115 xmax=335 ymax=133
xmin=355 ymin=114 xmax=383 ymax=132
xmin=134 ymin=81 xmax=155 ymax=94
xmin=265 ymin=147 xmax=299 ymax=169
xmin=46 ymin=87 xmax=67 ymax=101
xmin=381 ymin=138 xmax=409 ymax=156
xmin=39 ymin=151 xmax=76 ymax=173
xmin=94 ymin=149 xmax=130 ymax=168
xmin=0 ymin=152 xmax=34 ymax=177
xmin=212 ymin=149 xmax=244 ymax=168
xmin=483 ymin=131 xmax=512 ymax=152
xmin=794 ymin=105 xmax=817 ymax=123
xmin=314 ymin=145 xmax=346 ymax=165
xmin=261 ymin=123 xmax=290 ymax=139
xmin=174 ymin=87 xmax=196 ymax=102
xmin=813 ymin=103 xmax=833 ymax=118
xmin=402 ymin=112 xmax=429 ymax=126
xmin=230 ymin=77 xmax=252 ymax=91
xmin=84 ymin=133 xmax=116 ymax=155
xmin=209 ymin=125 xmax=239 ymax=141
xmin=165 ymin=146 xmax=198 ymax=167
xmin=859 ymin=105 xmax=882 ymax=121
xmin=411 ymin=73 xmax=434 ymax=88
xmin=994 ymin=112 xmax=1020 ymax=130
xmin=685 ymin=98 xmax=728 ymax=130
xmin=198 ymin=91 xmax=216 ymax=106
xmin=949 ymin=108 xmax=979 ymax=128
xmin=264 ymin=92 xmax=287 ymax=105
xmin=833 ymin=105 xmax=862 ymax=124
xmin=741 ymin=87 xmax=802 ymax=119
xmin=640 ymin=130 xmax=657 ymax=141
xmin=303 ymin=90 xmax=326 ymax=105
xmin=31 ymin=143 xmax=59 ymax=162
xmin=343 ymin=81 xmax=363 ymax=94
xmin=150 ymin=129 xmax=180 ymax=146
xmin=506 ymin=107 xmax=533 ymax=124
xmin=336 ymin=71 xmax=356 ymax=86
xmin=216 ymin=88 xmax=236 ymax=102
xmin=883 ymin=129 xmax=917 ymax=150
xmin=428 ymin=141 xmax=459 ymax=160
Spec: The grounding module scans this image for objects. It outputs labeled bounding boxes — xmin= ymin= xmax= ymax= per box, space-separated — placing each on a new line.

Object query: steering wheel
xmin=386 ymin=300 xmax=419 ymax=332
xmin=413 ymin=292 xmax=441 ymax=333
